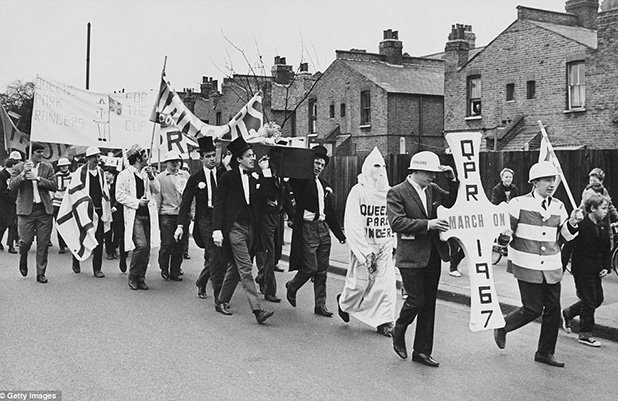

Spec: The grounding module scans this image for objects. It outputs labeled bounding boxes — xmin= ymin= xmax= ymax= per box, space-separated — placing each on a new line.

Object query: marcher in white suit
xmin=337 ymin=147 xmax=397 ymax=336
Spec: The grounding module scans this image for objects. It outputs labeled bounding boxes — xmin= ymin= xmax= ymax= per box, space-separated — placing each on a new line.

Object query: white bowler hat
xmin=162 ymin=149 xmax=182 ymax=163
xmin=528 ymin=161 xmax=558 ymax=183
xmin=9 ymin=151 xmax=22 ymax=160
xmin=85 ymin=146 xmax=101 ymax=158
xmin=408 ymin=151 xmax=443 ymax=173
xmin=57 ymin=157 xmax=71 ymax=167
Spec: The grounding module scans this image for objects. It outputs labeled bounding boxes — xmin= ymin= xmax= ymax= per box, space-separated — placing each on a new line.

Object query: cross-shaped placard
xmin=437 ymin=132 xmax=508 ymax=332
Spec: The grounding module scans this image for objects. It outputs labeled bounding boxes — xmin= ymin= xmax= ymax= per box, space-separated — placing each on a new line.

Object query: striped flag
xmin=1 ymin=104 xmax=29 ymax=153
xmin=220 ymin=93 xmax=263 ymax=140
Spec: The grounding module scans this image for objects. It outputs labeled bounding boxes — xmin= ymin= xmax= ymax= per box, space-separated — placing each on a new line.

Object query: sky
xmin=1 ymin=0 xmax=570 ymax=93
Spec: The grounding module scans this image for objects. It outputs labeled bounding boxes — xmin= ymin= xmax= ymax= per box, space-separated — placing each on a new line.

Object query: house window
xmin=506 ymin=83 xmax=515 ymax=101
xmin=360 ymin=90 xmax=371 ymax=125
xmin=216 ymin=112 xmax=222 ymax=125
xmin=467 ymin=76 xmax=481 ymax=116
xmin=340 ymin=103 xmax=346 ymax=117
xmin=308 ymin=99 xmax=317 ymax=135
xmin=526 ymin=80 xmax=536 ymax=99
xmin=567 ymin=61 xmax=585 ymax=109
xmin=329 ymin=103 xmax=335 ymax=118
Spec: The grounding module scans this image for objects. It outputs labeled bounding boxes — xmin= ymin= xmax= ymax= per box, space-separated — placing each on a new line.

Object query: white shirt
xmin=408 ymin=176 xmax=428 ymax=216
xmin=32 ymin=164 xmax=41 ymax=204
xmin=303 ymin=177 xmax=326 ymax=222
xmin=239 ymin=167 xmax=250 ymax=205
xmin=203 ymin=166 xmax=217 ymax=208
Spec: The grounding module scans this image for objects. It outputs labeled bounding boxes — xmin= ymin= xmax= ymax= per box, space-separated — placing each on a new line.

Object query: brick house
xmin=295 ymin=29 xmax=445 ymax=157
xmin=444 ymin=0 xmax=618 ymax=151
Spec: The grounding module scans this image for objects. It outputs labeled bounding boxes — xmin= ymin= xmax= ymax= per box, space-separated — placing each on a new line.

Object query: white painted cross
xmin=437 ymin=132 xmax=508 ymax=332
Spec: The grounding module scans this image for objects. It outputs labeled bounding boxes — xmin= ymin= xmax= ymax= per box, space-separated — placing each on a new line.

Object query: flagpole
xmin=149 ymin=56 xmax=167 ymax=169
xmin=537 ymin=121 xmax=577 ymax=209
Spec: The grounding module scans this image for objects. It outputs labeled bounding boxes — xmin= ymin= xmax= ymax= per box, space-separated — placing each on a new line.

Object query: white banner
xmin=31 ymin=77 xmax=156 ymax=149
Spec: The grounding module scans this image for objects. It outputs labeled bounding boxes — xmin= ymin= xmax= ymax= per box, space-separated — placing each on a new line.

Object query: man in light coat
xmin=115 ymin=144 xmax=160 ymax=290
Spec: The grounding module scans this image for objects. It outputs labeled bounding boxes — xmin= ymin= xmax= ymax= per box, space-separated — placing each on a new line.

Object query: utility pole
xmin=86 ymin=22 xmax=91 ymax=90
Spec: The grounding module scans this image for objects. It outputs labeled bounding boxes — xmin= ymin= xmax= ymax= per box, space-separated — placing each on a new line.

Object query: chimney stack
xmin=445 ymin=24 xmax=475 ymax=71
xmin=566 ymin=0 xmax=599 ymax=29
xmin=379 ymin=29 xmax=403 ymax=64
xmin=200 ymin=76 xmax=218 ymax=98
xmin=271 ymin=56 xmax=294 ymax=84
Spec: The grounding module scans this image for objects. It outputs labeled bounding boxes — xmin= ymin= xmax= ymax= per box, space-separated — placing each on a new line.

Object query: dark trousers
xmin=182 ymin=223 xmax=189 ymax=255
xmin=287 ymin=221 xmax=331 ymax=308
xmin=218 ymin=222 xmax=262 ymax=312
xmin=72 ymin=210 xmax=105 ymax=272
xmin=504 ymin=279 xmax=561 ymax=355
xmin=52 ymin=206 xmax=67 ymax=249
xmin=18 ymin=203 xmax=53 ymax=275
xmin=448 ymin=238 xmax=465 ymax=272
xmin=195 ymin=212 xmax=226 ymax=301
xmin=104 ymin=212 xmax=121 ymax=255
xmin=395 ymin=246 xmax=441 ymax=355
xmin=158 ymin=214 xmax=184 ymax=278
xmin=0 ymin=221 xmax=17 ymax=248
xmin=255 ymin=213 xmax=279 ymax=296
xmin=129 ymin=215 xmax=150 ymax=281
xmin=564 ymin=275 xmax=604 ymax=335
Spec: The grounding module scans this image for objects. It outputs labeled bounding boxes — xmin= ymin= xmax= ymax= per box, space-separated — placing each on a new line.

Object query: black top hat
xmin=228 ymin=136 xmax=252 ymax=158
xmin=311 ymin=145 xmax=329 ymax=166
xmin=197 ymin=136 xmax=216 ymax=153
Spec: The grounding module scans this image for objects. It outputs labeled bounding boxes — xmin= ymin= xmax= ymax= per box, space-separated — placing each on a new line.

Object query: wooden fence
xmin=321 ymin=149 xmax=618 ymax=222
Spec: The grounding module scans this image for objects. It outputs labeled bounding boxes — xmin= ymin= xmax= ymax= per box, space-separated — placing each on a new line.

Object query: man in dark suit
xmin=386 ymin=151 xmax=458 ymax=367
xmin=212 ymin=136 xmax=274 ymax=324
xmin=176 ymin=136 xmax=226 ymax=300
xmin=286 ymin=145 xmax=346 ymax=317
xmin=9 ymin=142 xmax=58 ymax=283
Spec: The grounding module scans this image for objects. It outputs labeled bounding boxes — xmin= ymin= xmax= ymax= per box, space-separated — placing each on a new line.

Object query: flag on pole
xmin=1 ymin=104 xmax=29 ymax=153
xmin=221 ymin=93 xmax=263 ymax=141
xmin=537 ymin=120 xmax=577 ymax=208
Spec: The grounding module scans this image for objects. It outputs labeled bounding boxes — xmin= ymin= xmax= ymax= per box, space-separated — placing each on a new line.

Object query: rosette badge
xmin=198 ymin=182 xmax=206 ymax=190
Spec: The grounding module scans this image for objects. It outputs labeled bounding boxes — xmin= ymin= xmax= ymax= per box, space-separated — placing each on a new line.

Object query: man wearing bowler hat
xmin=286 ymin=145 xmax=346 ymax=317
xmin=9 ymin=142 xmax=58 ymax=283
xmin=176 ymin=136 xmax=226 ymax=300
xmin=155 ymin=149 xmax=189 ymax=282
xmin=212 ymin=135 xmax=274 ymax=324
xmin=386 ymin=151 xmax=458 ymax=367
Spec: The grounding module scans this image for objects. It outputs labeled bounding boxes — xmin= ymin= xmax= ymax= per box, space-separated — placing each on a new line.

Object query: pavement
xmin=280 ymin=226 xmax=618 ymax=342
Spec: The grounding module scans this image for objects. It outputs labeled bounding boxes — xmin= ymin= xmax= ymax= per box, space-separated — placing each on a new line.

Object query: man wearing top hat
xmin=286 ymin=145 xmax=346 ymax=317
xmin=63 ymin=146 xmax=112 ymax=278
xmin=9 ymin=142 xmax=58 ymax=283
xmin=386 ymin=151 xmax=458 ymax=368
xmin=176 ymin=136 xmax=226 ymax=300
xmin=155 ymin=149 xmax=190 ymax=282
xmin=212 ymin=135 xmax=274 ymax=324
xmin=115 ymin=144 xmax=160 ymax=290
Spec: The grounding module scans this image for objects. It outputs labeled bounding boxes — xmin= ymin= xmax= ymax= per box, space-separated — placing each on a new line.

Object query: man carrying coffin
xmin=58 ymin=147 xmax=112 ymax=277
xmin=494 ymin=161 xmax=582 ymax=367
xmin=386 ymin=151 xmax=458 ymax=367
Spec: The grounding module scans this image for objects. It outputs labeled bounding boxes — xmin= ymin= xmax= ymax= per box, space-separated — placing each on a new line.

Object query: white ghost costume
xmin=339 ymin=147 xmax=397 ymax=328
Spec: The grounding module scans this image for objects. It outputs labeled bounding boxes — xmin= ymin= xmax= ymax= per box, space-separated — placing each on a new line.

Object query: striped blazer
xmin=507 ymin=192 xmax=578 ymax=284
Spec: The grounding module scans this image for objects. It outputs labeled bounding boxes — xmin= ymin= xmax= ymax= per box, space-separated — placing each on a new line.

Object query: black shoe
xmin=183 ymin=253 xmax=191 ymax=260
xmin=161 ymin=270 xmax=170 ymax=280
xmin=377 ymin=323 xmax=393 ymax=337
xmin=128 ymin=277 xmax=138 ymax=290
xmin=19 ymin=265 xmax=28 ymax=277
xmin=179 ymin=269 xmax=184 ymax=276
xmin=264 ymin=294 xmax=281 ymax=303
xmin=59 ymin=247 xmax=66 ymax=254
xmin=119 ymin=259 xmax=127 ymax=273
xmin=8 ymin=246 xmax=17 ymax=254
xmin=534 ymin=352 xmax=565 ymax=368
xmin=197 ymin=288 xmax=207 ymax=299
xmin=412 ymin=353 xmax=440 ymax=368
xmin=215 ymin=303 xmax=232 ymax=316
xmin=36 ymin=274 xmax=48 ymax=284
xmin=0 ymin=243 xmax=4 ymax=251
xmin=106 ymin=253 xmax=114 ymax=260
xmin=494 ymin=328 xmax=506 ymax=349
xmin=274 ymin=266 xmax=284 ymax=272
xmin=137 ymin=281 xmax=149 ymax=290
xmin=169 ymin=276 xmax=183 ymax=282
xmin=285 ymin=281 xmax=296 ymax=307
xmin=562 ymin=309 xmax=572 ymax=333
xmin=336 ymin=294 xmax=349 ymax=323
xmin=72 ymin=263 xmax=81 ymax=274
xmin=255 ymin=309 xmax=274 ymax=324
xmin=94 ymin=270 xmax=105 ymax=278
xmin=392 ymin=326 xmax=407 ymax=359
xmin=314 ymin=305 xmax=333 ymax=317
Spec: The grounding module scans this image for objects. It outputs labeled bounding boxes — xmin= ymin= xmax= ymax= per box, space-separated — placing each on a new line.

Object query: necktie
xmin=210 ymin=169 xmax=217 ymax=190
xmin=541 ymin=199 xmax=547 ymax=210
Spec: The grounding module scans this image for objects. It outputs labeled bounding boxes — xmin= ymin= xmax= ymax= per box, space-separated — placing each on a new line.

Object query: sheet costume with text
xmin=339 ymin=148 xmax=397 ymax=328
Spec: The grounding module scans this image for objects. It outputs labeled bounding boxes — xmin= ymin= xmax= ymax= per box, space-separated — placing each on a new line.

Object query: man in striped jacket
xmin=494 ymin=161 xmax=583 ymax=367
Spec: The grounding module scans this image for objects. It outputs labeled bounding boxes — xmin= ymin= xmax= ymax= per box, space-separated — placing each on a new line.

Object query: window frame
xmin=340 ymin=103 xmax=346 ymax=117
xmin=526 ymin=80 xmax=536 ymax=99
xmin=467 ymin=75 xmax=482 ymax=117
xmin=567 ymin=61 xmax=585 ymax=110
xmin=360 ymin=90 xmax=371 ymax=126
xmin=308 ymin=98 xmax=317 ymax=135
xmin=506 ymin=83 xmax=515 ymax=102
xmin=329 ymin=103 xmax=335 ymax=118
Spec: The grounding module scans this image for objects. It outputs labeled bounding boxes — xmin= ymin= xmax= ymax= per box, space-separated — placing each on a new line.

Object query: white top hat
xmin=408 ymin=151 xmax=443 ymax=173
xmin=86 ymin=146 xmax=101 ymax=158
xmin=162 ymin=149 xmax=182 ymax=163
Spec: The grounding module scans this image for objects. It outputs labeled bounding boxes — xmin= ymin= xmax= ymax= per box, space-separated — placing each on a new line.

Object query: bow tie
xmin=242 ymin=170 xmax=252 ymax=176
